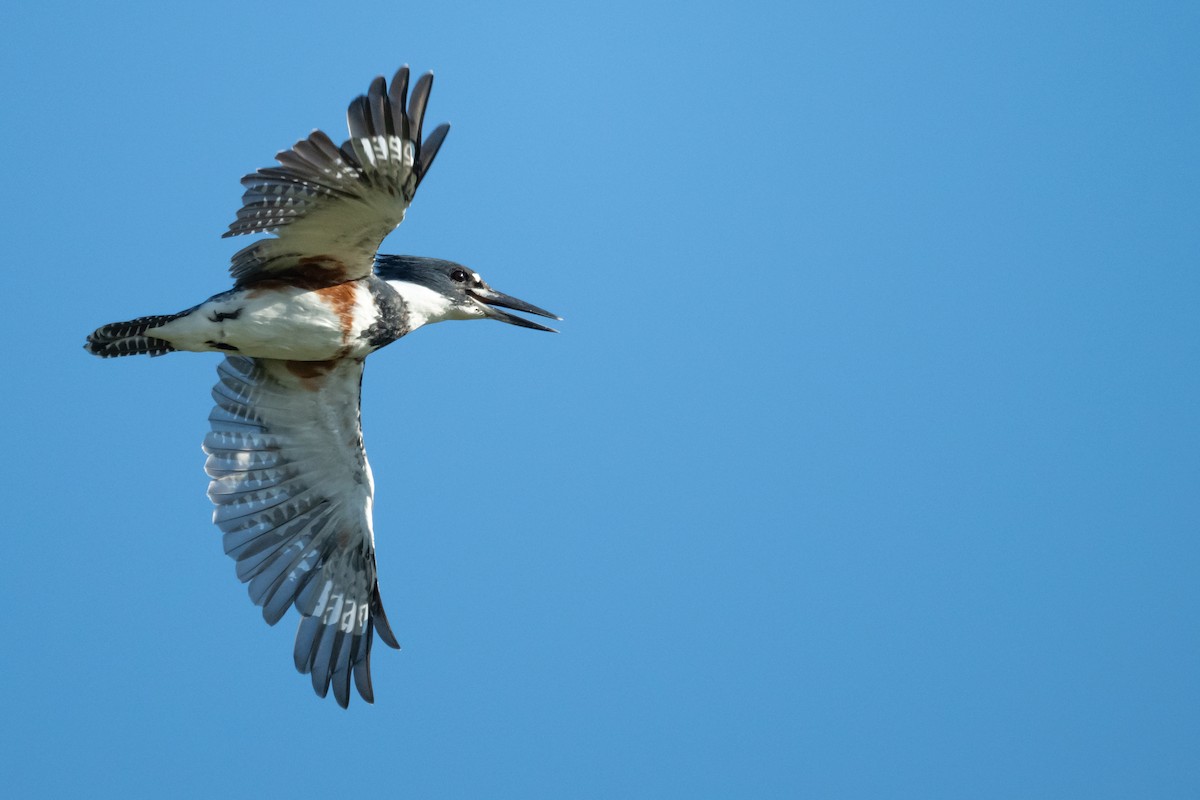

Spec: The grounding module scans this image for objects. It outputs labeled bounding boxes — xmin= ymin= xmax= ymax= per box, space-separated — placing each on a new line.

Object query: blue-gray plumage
xmin=84 ymin=66 xmax=559 ymax=708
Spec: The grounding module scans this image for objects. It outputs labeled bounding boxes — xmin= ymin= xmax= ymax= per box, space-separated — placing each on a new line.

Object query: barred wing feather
xmin=224 ymin=66 xmax=450 ymax=285
xmin=204 ymin=355 xmax=399 ymax=707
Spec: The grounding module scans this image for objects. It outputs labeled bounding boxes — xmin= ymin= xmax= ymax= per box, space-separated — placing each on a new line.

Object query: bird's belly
xmin=153 ymin=282 xmax=379 ymax=361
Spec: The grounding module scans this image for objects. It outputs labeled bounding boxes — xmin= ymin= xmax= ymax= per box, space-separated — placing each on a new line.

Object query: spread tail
xmin=85 ymin=314 xmax=180 ymax=358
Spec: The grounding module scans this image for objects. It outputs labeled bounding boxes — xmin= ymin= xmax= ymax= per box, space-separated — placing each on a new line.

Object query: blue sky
xmin=3 ymin=1 xmax=1198 ymax=797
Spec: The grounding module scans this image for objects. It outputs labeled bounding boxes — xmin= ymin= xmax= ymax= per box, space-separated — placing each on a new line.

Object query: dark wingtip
xmin=388 ymin=66 xmax=411 ymax=140
xmin=353 ymin=639 xmax=376 ymax=704
xmin=372 ymin=585 xmax=401 ymax=649
xmin=367 ymin=75 xmax=389 ymax=137
xmin=407 ymin=72 xmax=435 ymax=148
xmin=347 ymin=94 xmax=371 ymax=139
xmin=332 ymin=668 xmax=352 ymax=709
xmin=416 ymin=122 xmax=451 ymax=184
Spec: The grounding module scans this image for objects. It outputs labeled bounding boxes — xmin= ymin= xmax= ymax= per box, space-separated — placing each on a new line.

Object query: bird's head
xmin=375 ymin=255 xmax=559 ymax=332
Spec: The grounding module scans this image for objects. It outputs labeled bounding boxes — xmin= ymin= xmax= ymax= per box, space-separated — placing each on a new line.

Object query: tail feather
xmin=85 ymin=314 xmax=180 ymax=358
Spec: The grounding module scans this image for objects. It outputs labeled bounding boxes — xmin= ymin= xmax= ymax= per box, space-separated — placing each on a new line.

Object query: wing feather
xmin=347 ymin=94 xmax=372 ymax=140
xmin=224 ymin=66 xmax=450 ymax=285
xmin=407 ymin=72 xmax=433 ymax=148
xmin=367 ymin=76 xmax=390 ymax=138
xmin=417 ymin=122 xmax=451 ymax=184
xmin=371 ymin=586 xmax=401 ymax=648
xmin=388 ymin=69 xmax=411 ymax=140
xmin=204 ymin=355 xmax=399 ymax=708
xmin=310 ymin=625 xmax=342 ymax=698
xmin=244 ymin=509 xmax=333 ymax=598
xmin=352 ymin=628 xmax=376 ymax=703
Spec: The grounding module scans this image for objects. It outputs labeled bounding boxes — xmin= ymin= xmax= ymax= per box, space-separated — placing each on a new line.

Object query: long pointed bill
xmin=469 ymin=287 xmax=561 ymax=332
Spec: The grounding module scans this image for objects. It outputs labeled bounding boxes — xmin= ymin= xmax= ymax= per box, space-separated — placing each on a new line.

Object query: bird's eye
xmin=450 ymin=269 xmax=468 ymax=283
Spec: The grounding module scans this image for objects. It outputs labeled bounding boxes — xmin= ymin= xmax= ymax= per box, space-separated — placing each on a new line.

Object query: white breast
xmin=152 ymin=282 xmax=378 ymax=360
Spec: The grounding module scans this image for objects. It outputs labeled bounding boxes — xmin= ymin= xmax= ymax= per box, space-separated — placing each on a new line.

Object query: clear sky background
xmin=2 ymin=1 xmax=1197 ymax=797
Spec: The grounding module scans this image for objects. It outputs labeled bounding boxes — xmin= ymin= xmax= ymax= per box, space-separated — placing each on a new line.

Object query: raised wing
xmin=204 ymin=355 xmax=400 ymax=707
xmin=224 ymin=66 xmax=451 ymax=286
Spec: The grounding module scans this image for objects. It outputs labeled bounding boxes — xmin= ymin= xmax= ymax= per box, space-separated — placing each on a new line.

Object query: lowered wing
xmin=204 ymin=355 xmax=400 ymax=707
xmin=224 ymin=66 xmax=450 ymax=286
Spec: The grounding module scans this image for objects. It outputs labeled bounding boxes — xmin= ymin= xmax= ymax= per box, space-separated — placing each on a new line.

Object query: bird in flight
xmin=85 ymin=66 xmax=558 ymax=707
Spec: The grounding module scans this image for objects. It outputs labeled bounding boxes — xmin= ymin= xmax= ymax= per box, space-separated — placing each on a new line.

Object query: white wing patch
xmin=223 ymin=67 xmax=450 ymax=285
xmin=204 ymin=355 xmax=399 ymax=707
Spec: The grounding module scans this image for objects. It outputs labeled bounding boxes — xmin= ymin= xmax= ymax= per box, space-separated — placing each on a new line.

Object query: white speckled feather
xmin=203 ymin=355 xmax=399 ymax=707
xmin=224 ymin=67 xmax=450 ymax=284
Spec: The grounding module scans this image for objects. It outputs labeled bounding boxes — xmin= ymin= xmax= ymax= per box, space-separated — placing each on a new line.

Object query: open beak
xmin=468 ymin=287 xmax=561 ymax=332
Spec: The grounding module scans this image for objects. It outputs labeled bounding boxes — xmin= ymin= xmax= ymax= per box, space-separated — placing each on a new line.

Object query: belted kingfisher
xmin=85 ymin=67 xmax=558 ymax=708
